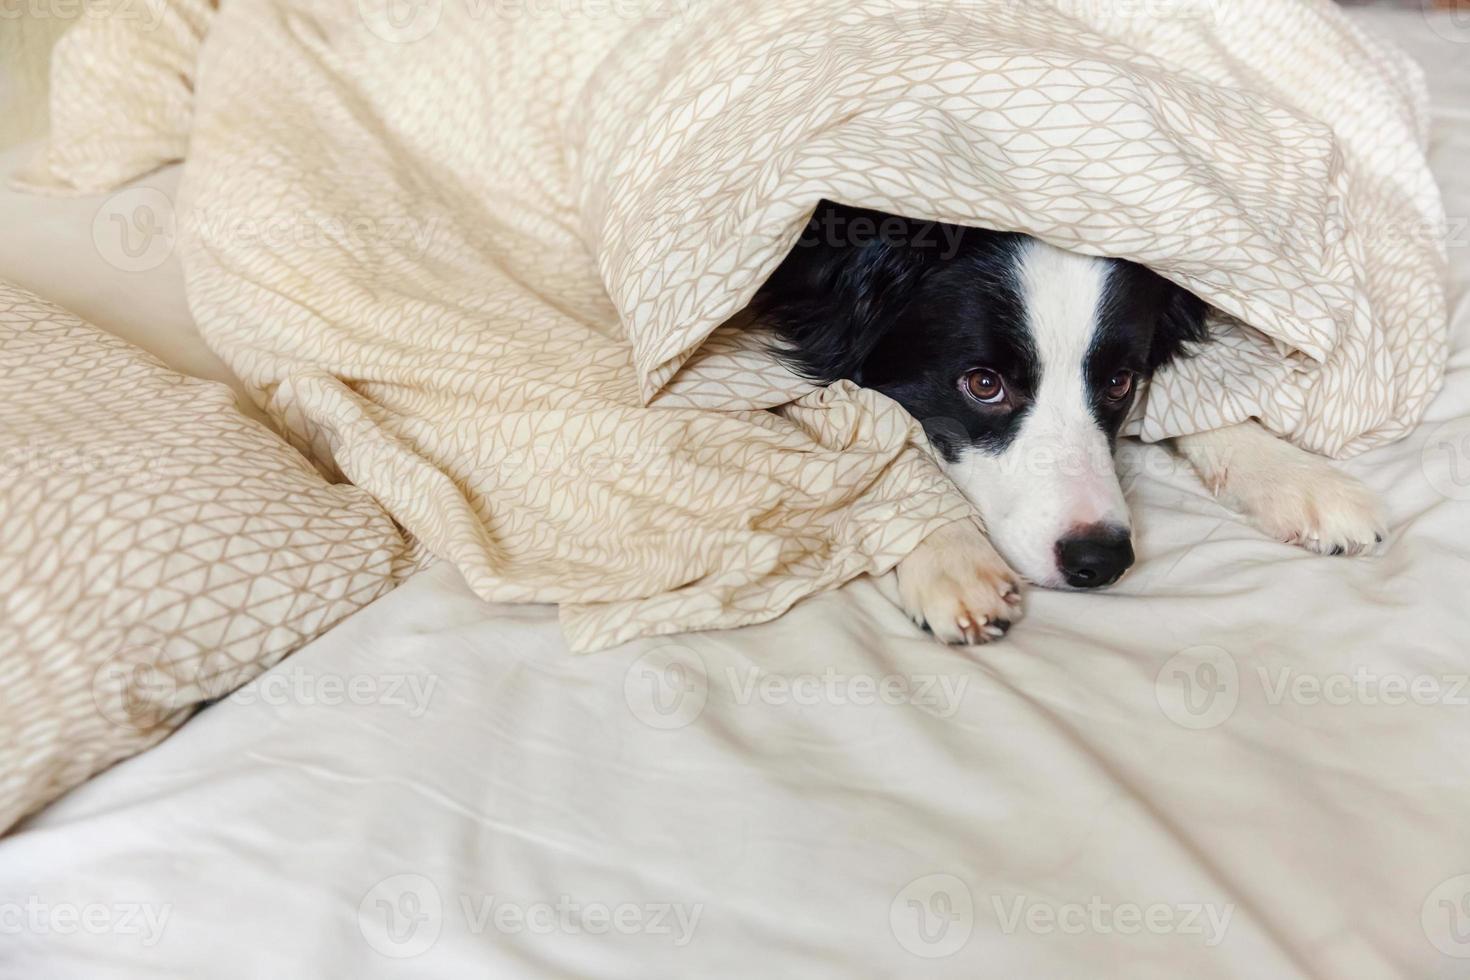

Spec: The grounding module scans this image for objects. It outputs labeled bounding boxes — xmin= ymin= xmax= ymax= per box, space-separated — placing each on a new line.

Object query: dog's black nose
xmin=1055 ymin=524 xmax=1134 ymax=589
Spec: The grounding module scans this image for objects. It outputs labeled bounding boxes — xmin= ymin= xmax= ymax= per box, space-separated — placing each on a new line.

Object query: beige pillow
xmin=0 ymin=280 xmax=414 ymax=831
xmin=10 ymin=0 xmax=213 ymax=194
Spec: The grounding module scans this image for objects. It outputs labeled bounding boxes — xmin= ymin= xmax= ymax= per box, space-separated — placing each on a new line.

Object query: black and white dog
xmin=753 ymin=202 xmax=1385 ymax=645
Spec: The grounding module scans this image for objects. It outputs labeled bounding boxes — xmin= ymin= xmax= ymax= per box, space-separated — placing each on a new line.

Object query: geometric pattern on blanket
xmin=0 ymin=280 xmax=416 ymax=832
xmin=597 ymin=2 xmax=1449 ymax=459
xmin=23 ymin=0 xmax=1449 ymax=653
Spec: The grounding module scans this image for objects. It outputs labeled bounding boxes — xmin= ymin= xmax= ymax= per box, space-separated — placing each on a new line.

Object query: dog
xmin=752 ymin=201 xmax=1386 ymax=645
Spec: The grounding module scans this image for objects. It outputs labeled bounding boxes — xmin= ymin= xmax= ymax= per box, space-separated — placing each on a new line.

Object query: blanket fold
xmin=28 ymin=0 xmax=1448 ymax=650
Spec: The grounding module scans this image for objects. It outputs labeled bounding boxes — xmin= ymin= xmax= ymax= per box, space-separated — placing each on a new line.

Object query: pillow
xmin=9 ymin=0 xmax=213 ymax=194
xmin=0 ymin=279 xmax=414 ymax=831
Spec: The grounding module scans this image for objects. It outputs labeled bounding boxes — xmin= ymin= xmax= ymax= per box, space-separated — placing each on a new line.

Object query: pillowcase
xmin=0 ymin=279 xmax=413 ymax=831
xmin=9 ymin=0 xmax=213 ymax=194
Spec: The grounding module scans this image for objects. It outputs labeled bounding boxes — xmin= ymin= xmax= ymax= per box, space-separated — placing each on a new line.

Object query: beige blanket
xmin=27 ymin=0 xmax=1447 ymax=650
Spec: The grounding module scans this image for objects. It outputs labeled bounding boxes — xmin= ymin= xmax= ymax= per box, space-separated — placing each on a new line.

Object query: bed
xmin=2 ymin=7 xmax=1468 ymax=978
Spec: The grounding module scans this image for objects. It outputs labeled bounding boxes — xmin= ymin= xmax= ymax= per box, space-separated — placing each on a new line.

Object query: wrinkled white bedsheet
xmin=2 ymin=10 xmax=1468 ymax=979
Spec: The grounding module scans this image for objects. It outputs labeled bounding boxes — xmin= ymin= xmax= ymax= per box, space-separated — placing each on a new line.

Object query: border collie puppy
xmin=753 ymin=201 xmax=1385 ymax=645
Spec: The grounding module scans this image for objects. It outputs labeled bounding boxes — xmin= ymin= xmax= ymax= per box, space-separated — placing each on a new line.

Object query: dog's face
xmin=755 ymin=202 xmax=1208 ymax=589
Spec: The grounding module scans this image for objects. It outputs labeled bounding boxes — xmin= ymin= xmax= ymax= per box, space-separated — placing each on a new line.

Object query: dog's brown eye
xmin=1105 ymin=370 xmax=1135 ymax=402
xmin=963 ymin=369 xmax=1006 ymax=405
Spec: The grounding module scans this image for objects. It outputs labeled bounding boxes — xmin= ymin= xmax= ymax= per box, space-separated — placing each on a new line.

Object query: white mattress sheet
xmin=3 ymin=10 xmax=1470 ymax=979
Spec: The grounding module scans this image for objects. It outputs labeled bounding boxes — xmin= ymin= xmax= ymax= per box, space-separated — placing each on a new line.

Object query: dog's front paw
xmin=1183 ymin=424 xmax=1386 ymax=557
xmin=896 ymin=520 xmax=1023 ymax=645
xmin=1226 ymin=462 xmax=1384 ymax=556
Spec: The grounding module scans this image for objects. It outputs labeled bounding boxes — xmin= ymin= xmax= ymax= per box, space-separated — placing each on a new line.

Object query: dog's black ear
xmin=753 ymin=202 xmax=935 ymax=385
xmin=1148 ymin=280 xmax=1210 ymax=372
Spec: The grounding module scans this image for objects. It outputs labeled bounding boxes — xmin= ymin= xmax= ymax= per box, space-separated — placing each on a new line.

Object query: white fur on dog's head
xmin=757 ymin=201 xmax=1208 ymax=589
xmin=939 ymin=241 xmax=1132 ymax=587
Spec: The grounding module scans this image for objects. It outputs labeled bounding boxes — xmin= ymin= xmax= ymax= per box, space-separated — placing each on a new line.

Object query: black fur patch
xmin=1086 ymin=263 xmax=1210 ymax=441
xmin=752 ymin=201 xmax=1209 ymax=460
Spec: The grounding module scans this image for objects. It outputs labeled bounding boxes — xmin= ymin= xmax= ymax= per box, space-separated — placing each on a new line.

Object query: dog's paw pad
xmin=897 ymin=522 xmax=1024 ymax=647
